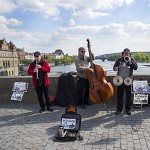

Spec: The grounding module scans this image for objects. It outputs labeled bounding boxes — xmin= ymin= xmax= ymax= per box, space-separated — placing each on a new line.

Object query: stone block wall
xmin=0 ymin=75 xmax=149 ymax=104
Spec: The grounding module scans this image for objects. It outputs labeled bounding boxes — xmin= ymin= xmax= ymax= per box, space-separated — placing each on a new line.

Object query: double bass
xmin=87 ymin=39 xmax=114 ymax=103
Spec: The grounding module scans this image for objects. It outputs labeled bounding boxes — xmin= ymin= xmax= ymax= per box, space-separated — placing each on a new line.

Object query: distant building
xmin=16 ymin=48 xmax=26 ymax=63
xmin=0 ymin=38 xmax=18 ymax=76
xmin=25 ymin=52 xmax=34 ymax=60
xmin=25 ymin=52 xmax=47 ymax=60
xmin=54 ymin=49 xmax=64 ymax=55
xmin=51 ymin=49 xmax=64 ymax=59
xmin=47 ymin=53 xmax=63 ymax=59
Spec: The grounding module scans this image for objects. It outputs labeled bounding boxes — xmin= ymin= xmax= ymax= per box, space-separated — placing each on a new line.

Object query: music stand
xmin=11 ymin=82 xmax=29 ymax=124
xmin=132 ymin=80 xmax=150 ymax=129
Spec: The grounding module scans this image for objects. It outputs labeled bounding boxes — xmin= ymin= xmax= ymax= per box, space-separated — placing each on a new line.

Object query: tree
xmin=107 ymin=52 xmax=150 ymax=62
xmin=21 ymin=59 xmax=32 ymax=64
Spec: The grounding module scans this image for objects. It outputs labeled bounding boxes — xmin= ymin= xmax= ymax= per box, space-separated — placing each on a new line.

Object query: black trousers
xmin=35 ymin=85 xmax=51 ymax=109
xmin=76 ymin=77 xmax=89 ymax=105
xmin=117 ymin=84 xmax=132 ymax=111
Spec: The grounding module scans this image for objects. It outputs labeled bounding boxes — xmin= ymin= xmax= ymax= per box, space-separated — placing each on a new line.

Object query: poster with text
xmin=11 ymin=91 xmax=24 ymax=101
xmin=133 ymin=93 xmax=148 ymax=104
xmin=61 ymin=118 xmax=76 ymax=130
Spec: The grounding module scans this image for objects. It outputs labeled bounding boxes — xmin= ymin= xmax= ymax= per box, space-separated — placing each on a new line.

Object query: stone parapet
xmin=0 ymin=75 xmax=149 ymax=103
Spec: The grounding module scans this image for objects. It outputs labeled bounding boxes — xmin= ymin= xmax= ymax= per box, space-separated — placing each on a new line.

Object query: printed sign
xmin=12 ymin=82 xmax=28 ymax=92
xmin=133 ymin=80 xmax=149 ymax=94
xmin=61 ymin=118 xmax=76 ymax=130
xmin=133 ymin=93 xmax=148 ymax=104
xmin=11 ymin=82 xmax=28 ymax=101
xmin=11 ymin=91 xmax=24 ymax=101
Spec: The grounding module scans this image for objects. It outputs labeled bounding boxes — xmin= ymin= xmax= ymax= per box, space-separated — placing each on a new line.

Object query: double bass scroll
xmin=87 ymin=39 xmax=114 ymax=103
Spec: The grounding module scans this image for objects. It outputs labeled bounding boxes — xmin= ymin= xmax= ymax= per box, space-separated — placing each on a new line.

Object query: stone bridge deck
xmin=0 ymin=102 xmax=150 ymax=150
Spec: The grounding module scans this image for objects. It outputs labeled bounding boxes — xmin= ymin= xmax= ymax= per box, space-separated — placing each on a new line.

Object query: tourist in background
xmin=28 ymin=51 xmax=53 ymax=113
xmin=113 ymin=48 xmax=138 ymax=115
xmin=75 ymin=47 xmax=94 ymax=109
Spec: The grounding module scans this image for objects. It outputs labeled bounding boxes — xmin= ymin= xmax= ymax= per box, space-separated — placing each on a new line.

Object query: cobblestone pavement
xmin=0 ymin=102 xmax=150 ymax=150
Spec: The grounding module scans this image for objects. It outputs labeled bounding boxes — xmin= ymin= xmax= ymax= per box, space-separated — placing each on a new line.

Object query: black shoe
xmin=47 ymin=107 xmax=53 ymax=112
xmin=126 ymin=110 xmax=131 ymax=115
xmin=115 ymin=110 xmax=122 ymax=115
xmin=39 ymin=108 xmax=45 ymax=113
xmin=79 ymin=104 xmax=86 ymax=109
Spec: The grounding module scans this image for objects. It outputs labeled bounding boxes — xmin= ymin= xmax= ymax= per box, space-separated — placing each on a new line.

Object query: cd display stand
xmin=132 ymin=80 xmax=150 ymax=129
xmin=11 ymin=82 xmax=29 ymax=124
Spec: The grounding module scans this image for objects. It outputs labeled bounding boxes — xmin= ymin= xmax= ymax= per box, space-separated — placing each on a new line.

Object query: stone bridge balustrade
xmin=0 ymin=75 xmax=149 ymax=103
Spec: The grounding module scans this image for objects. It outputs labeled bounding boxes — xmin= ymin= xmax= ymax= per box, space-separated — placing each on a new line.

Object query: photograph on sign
xmin=11 ymin=91 xmax=24 ymax=101
xmin=12 ymin=82 xmax=28 ymax=92
xmin=133 ymin=80 xmax=148 ymax=93
xmin=133 ymin=93 xmax=148 ymax=104
xmin=61 ymin=118 xmax=76 ymax=130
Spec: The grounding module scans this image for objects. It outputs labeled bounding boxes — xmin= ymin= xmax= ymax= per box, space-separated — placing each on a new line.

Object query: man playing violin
xmin=113 ymin=48 xmax=138 ymax=115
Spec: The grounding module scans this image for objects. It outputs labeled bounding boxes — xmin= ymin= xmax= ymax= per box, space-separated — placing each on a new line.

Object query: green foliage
xmin=21 ymin=59 xmax=32 ymax=64
xmin=20 ymin=54 xmax=76 ymax=66
xmin=132 ymin=52 xmax=150 ymax=62
xmin=107 ymin=54 xmax=122 ymax=61
xmin=55 ymin=59 xmax=61 ymax=66
xmin=45 ymin=57 xmax=55 ymax=63
xmin=61 ymin=55 xmax=75 ymax=64
xmin=107 ymin=52 xmax=150 ymax=62
xmin=44 ymin=55 xmax=76 ymax=65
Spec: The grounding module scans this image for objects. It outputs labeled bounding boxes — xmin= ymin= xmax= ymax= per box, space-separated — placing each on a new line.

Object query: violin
xmin=87 ymin=39 xmax=114 ymax=103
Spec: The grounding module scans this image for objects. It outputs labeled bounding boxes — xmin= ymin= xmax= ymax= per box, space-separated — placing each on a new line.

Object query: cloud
xmin=56 ymin=0 xmax=134 ymax=10
xmin=16 ymin=0 xmax=60 ymax=18
xmin=70 ymin=0 xmax=134 ymax=19
xmin=44 ymin=21 xmax=150 ymax=54
xmin=1 ymin=0 xmax=149 ymax=54
xmin=0 ymin=16 xmax=30 ymax=38
xmin=68 ymin=19 xmax=76 ymax=27
xmin=55 ymin=23 xmax=126 ymax=38
xmin=97 ymin=0 xmax=134 ymax=9
xmin=13 ymin=0 xmax=135 ymax=19
xmin=73 ymin=9 xmax=109 ymax=19
xmin=0 ymin=15 xmax=22 ymax=26
xmin=128 ymin=21 xmax=150 ymax=31
xmin=0 ymin=24 xmax=30 ymax=38
xmin=0 ymin=0 xmax=17 ymax=13
xmin=0 ymin=0 xmax=135 ymax=19
xmin=1 ymin=20 xmax=150 ymax=54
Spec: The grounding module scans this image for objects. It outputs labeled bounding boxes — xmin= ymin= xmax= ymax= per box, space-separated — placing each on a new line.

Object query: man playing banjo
xmin=113 ymin=48 xmax=138 ymax=115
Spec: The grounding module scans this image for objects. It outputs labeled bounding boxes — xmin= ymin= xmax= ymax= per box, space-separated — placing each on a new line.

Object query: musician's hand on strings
xmin=88 ymin=68 xmax=94 ymax=72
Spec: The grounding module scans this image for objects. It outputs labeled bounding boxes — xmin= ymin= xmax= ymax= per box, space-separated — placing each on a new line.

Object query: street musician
xmin=28 ymin=51 xmax=53 ymax=113
xmin=113 ymin=48 xmax=138 ymax=115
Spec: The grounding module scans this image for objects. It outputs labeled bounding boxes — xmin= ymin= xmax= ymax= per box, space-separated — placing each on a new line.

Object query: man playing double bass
xmin=75 ymin=47 xmax=94 ymax=109
xmin=113 ymin=48 xmax=138 ymax=115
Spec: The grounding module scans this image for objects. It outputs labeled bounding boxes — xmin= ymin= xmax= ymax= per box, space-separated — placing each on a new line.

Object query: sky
xmin=0 ymin=0 xmax=150 ymax=56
